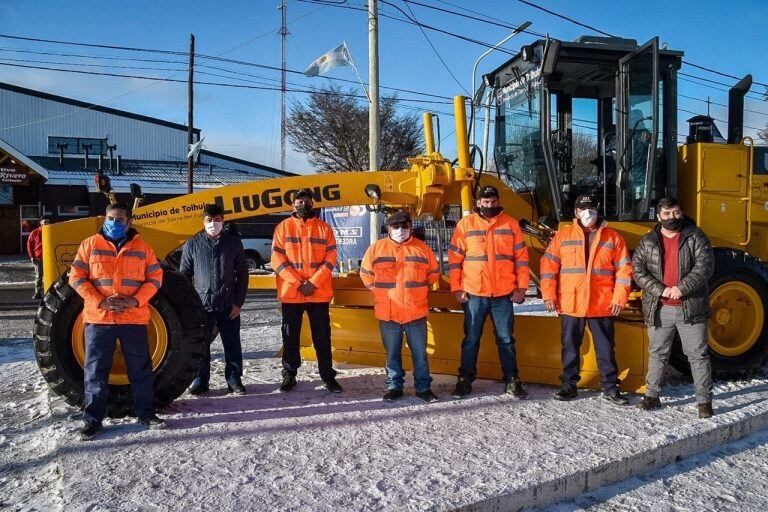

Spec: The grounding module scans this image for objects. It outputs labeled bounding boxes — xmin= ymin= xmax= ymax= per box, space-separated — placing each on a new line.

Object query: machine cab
xmin=486 ymin=36 xmax=683 ymax=226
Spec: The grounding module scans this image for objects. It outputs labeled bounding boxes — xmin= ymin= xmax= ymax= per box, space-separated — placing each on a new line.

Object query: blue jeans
xmin=459 ymin=294 xmax=519 ymax=381
xmin=379 ymin=318 xmax=432 ymax=392
xmin=198 ymin=310 xmax=243 ymax=386
xmin=83 ymin=323 xmax=154 ymax=425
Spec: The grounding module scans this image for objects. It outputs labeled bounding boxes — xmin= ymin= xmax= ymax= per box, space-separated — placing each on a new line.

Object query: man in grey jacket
xmin=180 ymin=203 xmax=249 ymax=395
xmin=632 ymin=197 xmax=715 ymax=418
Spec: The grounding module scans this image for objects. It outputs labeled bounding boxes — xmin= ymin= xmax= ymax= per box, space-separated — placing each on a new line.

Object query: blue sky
xmin=1 ymin=0 xmax=767 ymax=173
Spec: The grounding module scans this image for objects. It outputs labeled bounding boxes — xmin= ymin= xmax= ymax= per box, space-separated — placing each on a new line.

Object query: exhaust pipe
xmin=116 ymin=155 xmax=122 ymax=176
xmin=728 ymin=74 xmax=752 ymax=144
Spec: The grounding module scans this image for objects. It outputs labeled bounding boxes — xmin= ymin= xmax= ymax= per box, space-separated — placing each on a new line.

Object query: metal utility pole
xmin=187 ymin=33 xmax=195 ymax=194
xmin=368 ymin=0 xmax=380 ymax=244
xmin=279 ymin=0 xmax=289 ymax=173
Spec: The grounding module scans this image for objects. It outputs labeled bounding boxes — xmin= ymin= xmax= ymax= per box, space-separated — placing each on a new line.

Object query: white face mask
xmin=389 ymin=227 xmax=411 ymax=243
xmin=204 ymin=220 xmax=223 ymax=236
xmin=578 ymin=209 xmax=598 ymax=228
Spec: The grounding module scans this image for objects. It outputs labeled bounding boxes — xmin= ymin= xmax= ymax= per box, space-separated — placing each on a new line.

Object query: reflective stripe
xmin=447 ymin=263 xmax=462 ymax=270
xmin=92 ymin=249 xmax=116 ymax=257
xmin=326 ymin=245 xmax=337 ymax=253
xmin=540 ymin=273 xmax=557 ymax=280
xmin=124 ymin=251 xmax=146 ymax=259
xmin=373 ymin=256 xmax=397 ymax=265
xmin=429 ymin=268 xmax=440 ymax=274
xmin=309 ymin=237 xmax=327 ymax=245
xmin=495 ymin=254 xmax=515 ymax=261
xmin=616 ymin=278 xmax=632 ymax=285
xmin=146 ymin=263 xmax=162 ymax=273
xmin=310 ymin=262 xmax=321 ymax=269
xmin=291 ymin=262 xmax=304 ymax=270
xmin=516 ymin=261 xmax=530 ymax=267
xmin=72 ymin=277 xmax=88 ymax=289
xmin=513 ymin=241 xmax=526 ymax=250
xmin=561 ymin=240 xmax=583 ymax=246
xmin=615 ymin=257 xmax=632 ymax=268
xmin=72 ymin=259 xmax=89 ymax=270
xmin=465 ymin=255 xmax=488 ymax=262
xmin=323 ymin=261 xmax=335 ymax=271
xmin=285 ymin=237 xmax=301 ymax=243
xmin=275 ymin=262 xmax=293 ymax=273
xmin=493 ymin=229 xmax=515 ymax=235
xmin=405 ymin=281 xmax=428 ymax=288
xmin=93 ymin=278 xmax=113 ymax=287
xmin=273 ymin=246 xmax=286 ymax=255
xmin=543 ymin=252 xmax=561 ymax=264
xmin=466 ymin=230 xmax=486 ymax=237
xmin=561 ymin=267 xmax=585 ymax=274
xmin=374 ymin=282 xmax=396 ymax=288
xmin=598 ymin=242 xmax=615 ymax=250
xmin=147 ymin=279 xmax=162 ymax=289
xmin=447 ymin=244 xmax=465 ymax=255
xmin=405 ymin=256 xmax=428 ymax=264
xmin=592 ymin=268 xmax=614 ymax=276
xmin=122 ymin=279 xmax=143 ymax=287
xmin=360 ymin=267 xmax=374 ymax=275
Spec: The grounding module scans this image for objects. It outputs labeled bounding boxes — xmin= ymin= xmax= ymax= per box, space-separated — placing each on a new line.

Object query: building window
xmin=0 ymin=185 xmax=12 ymax=205
xmin=58 ymin=205 xmax=90 ymax=217
xmin=48 ymin=137 xmax=107 ymax=156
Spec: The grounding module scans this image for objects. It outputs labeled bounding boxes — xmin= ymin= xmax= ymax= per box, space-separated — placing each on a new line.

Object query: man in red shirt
xmin=26 ymin=217 xmax=49 ymax=300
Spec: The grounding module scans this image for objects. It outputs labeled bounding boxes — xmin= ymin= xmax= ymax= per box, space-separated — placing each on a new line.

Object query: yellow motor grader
xmin=33 ymin=36 xmax=768 ymax=416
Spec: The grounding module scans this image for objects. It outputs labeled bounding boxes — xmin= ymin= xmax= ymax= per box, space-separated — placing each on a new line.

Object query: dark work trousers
xmin=82 ymin=323 xmax=154 ymax=426
xmin=199 ymin=310 xmax=243 ymax=385
xmin=560 ymin=315 xmax=619 ymax=394
xmin=281 ymin=302 xmax=337 ymax=381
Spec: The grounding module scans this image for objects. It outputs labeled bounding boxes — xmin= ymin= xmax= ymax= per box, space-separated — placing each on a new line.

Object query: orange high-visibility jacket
xmin=540 ymin=219 xmax=633 ymax=317
xmin=447 ymin=212 xmax=530 ymax=296
xmin=360 ymin=236 xmax=440 ymax=323
xmin=271 ymin=215 xmax=337 ymax=303
xmin=69 ymin=230 xmax=163 ymax=325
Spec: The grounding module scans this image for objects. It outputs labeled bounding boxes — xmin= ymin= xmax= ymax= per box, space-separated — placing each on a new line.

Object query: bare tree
xmin=286 ymin=86 xmax=423 ymax=173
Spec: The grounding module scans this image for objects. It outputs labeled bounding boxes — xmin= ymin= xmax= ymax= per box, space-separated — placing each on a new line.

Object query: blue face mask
xmin=103 ymin=219 xmax=127 ymax=240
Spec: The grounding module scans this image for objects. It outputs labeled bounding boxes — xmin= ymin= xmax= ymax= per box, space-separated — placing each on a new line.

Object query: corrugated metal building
xmin=0 ymin=80 xmax=294 ymax=254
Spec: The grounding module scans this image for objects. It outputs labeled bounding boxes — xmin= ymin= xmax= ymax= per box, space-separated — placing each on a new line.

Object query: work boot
xmin=227 ymin=379 xmax=247 ymax=395
xmin=451 ymin=376 xmax=472 ymax=399
xmin=188 ymin=378 xmax=209 ymax=396
xmin=78 ymin=422 xmax=99 ymax=441
xmin=698 ymin=402 xmax=714 ymax=419
xmin=637 ymin=396 xmax=662 ymax=411
xmin=138 ymin=415 xmax=166 ymax=430
xmin=383 ymin=389 xmax=404 ymax=402
xmin=505 ymin=378 xmax=529 ymax=399
xmin=553 ymin=386 xmax=578 ymax=401
xmin=323 ymin=377 xmax=343 ymax=393
xmin=279 ymin=374 xmax=297 ymax=392
xmin=416 ymin=389 xmax=439 ymax=403
xmin=603 ymin=389 xmax=629 ymax=406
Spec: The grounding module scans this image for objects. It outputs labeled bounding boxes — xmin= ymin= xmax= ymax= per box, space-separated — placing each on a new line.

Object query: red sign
xmin=0 ymin=164 xmax=30 ymax=185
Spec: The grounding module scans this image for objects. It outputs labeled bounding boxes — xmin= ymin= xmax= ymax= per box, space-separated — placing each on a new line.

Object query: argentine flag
xmin=304 ymin=42 xmax=353 ymax=77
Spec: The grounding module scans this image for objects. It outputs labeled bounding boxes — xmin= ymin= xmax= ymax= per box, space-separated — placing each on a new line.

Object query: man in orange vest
xmin=448 ymin=185 xmax=530 ymax=399
xmin=271 ymin=188 xmax=342 ymax=394
xmin=360 ymin=211 xmax=441 ymax=402
xmin=69 ymin=202 xmax=165 ymax=440
xmin=540 ymin=194 xmax=633 ymax=405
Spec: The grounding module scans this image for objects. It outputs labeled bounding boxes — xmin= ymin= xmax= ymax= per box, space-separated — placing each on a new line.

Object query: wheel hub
xmin=708 ymin=281 xmax=764 ymax=357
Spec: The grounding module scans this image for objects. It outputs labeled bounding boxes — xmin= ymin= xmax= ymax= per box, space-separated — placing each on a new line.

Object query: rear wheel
xmin=245 ymin=250 xmax=264 ymax=272
xmin=33 ymin=269 xmax=206 ymax=417
xmin=670 ymin=249 xmax=768 ymax=378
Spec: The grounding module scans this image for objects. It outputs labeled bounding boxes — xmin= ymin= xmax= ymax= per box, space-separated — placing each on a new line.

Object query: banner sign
xmin=321 ymin=205 xmax=371 ymax=270
xmin=0 ymin=164 xmax=30 ymax=186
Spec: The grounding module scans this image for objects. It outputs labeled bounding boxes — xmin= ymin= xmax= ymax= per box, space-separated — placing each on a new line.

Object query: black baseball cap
xmin=477 ymin=185 xmax=499 ymax=199
xmin=385 ymin=211 xmax=411 ymax=226
xmin=574 ymin=194 xmax=599 ymax=209
xmin=294 ymin=188 xmax=314 ymax=200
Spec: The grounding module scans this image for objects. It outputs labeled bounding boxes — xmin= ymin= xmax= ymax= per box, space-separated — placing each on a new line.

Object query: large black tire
xmin=670 ymin=248 xmax=768 ymax=379
xmin=33 ymin=268 xmax=206 ymax=418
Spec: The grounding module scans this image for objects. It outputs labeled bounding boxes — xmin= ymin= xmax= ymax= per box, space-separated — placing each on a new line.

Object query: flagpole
xmin=343 ymin=42 xmax=371 ymax=102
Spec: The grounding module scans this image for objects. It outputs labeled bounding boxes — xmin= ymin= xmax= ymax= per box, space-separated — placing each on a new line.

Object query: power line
xmin=401 ymin=0 xmax=546 ymax=37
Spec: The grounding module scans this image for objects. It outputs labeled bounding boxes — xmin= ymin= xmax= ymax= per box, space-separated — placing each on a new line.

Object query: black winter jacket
xmin=179 ymin=232 xmax=248 ymax=312
xmin=632 ymin=219 xmax=714 ymax=326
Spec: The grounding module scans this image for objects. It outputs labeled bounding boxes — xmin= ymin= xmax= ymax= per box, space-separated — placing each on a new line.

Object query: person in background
xmin=27 ymin=217 xmax=49 ymax=300
xmin=360 ymin=211 xmax=441 ymax=403
xmin=69 ymin=202 xmax=164 ymax=440
xmin=180 ymin=204 xmax=249 ymax=396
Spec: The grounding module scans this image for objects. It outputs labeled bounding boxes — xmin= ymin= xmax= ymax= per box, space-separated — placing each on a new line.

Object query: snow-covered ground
xmin=1 ymin=296 xmax=768 ymax=511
